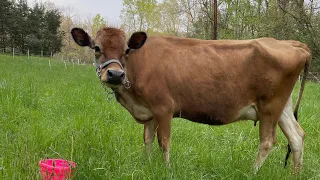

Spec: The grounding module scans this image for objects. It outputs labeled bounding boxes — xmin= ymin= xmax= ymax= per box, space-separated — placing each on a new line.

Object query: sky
xmin=27 ymin=0 xmax=123 ymax=24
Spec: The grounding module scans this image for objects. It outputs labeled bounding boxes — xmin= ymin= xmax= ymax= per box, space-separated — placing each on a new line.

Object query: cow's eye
xmin=94 ymin=46 xmax=100 ymax=52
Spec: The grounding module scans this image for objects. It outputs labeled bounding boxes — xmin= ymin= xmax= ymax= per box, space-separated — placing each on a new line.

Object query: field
xmin=0 ymin=54 xmax=319 ymax=179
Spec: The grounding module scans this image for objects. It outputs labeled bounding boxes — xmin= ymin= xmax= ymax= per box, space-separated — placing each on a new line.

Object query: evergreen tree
xmin=0 ymin=0 xmax=13 ymax=51
xmin=0 ymin=0 xmax=62 ymax=55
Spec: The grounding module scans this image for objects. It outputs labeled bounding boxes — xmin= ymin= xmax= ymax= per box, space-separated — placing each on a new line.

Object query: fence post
xmin=41 ymin=50 xmax=43 ymax=57
xmin=13 ymin=48 xmax=14 ymax=58
xmin=64 ymin=61 xmax=67 ymax=69
xmin=49 ymin=60 xmax=51 ymax=69
xmin=78 ymin=59 xmax=80 ymax=64
xmin=27 ymin=49 xmax=30 ymax=60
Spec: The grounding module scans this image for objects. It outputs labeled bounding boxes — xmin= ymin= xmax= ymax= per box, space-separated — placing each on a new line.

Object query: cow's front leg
xmin=254 ymin=102 xmax=281 ymax=173
xmin=154 ymin=113 xmax=172 ymax=164
xmin=144 ymin=120 xmax=158 ymax=157
xmin=254 ymin=117 xmax=277 ymax=173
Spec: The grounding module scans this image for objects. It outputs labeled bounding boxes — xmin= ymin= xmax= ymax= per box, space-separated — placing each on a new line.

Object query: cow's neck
xmin=113 ymin=86 xmax=153 ymax=124
xmin=113 ymin=86 xmax=128 ymax=102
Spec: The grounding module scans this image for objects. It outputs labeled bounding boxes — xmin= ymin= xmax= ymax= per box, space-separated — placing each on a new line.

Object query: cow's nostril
xmin=107 ymin=70 xmax=113 ymax=77
xmin=120 ymin=72 xmax=125 ymax=79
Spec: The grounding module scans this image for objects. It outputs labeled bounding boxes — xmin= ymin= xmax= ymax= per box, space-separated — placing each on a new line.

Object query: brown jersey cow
xmin=71 ymin=27 xmax=310 ymax=173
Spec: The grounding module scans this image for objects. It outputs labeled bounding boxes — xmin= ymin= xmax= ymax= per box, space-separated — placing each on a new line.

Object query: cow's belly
xmin=184 ymin=114 xmax=227 ymax=125
xmin=176 ymin=104 xmax=258 ymax=125
xmin=175 ymin=110 xmax=230 ymax=125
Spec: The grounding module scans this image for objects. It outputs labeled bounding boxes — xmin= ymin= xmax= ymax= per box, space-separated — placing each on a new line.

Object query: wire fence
xmin=1 ymin=47 xmax=319 ymax=83
xmin=0 ymin=48 xmax=89 ymax=66
xmin=307 ymin=72 xmax=320 ymax=82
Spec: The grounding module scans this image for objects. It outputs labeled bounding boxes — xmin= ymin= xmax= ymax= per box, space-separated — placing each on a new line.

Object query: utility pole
xmin=212 ymin=0 xmax=218 ymax=40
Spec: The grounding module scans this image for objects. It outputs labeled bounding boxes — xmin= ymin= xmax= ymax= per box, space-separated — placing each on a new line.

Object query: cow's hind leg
xmin=144 ymin=120 xmax=158 ymax=156
xmin=278 ymin=96 xmax=305 ymax=173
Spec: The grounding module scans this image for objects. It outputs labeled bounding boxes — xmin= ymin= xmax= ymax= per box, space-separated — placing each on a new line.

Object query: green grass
xmin=0 ymin=54 xmax=319 ymax=179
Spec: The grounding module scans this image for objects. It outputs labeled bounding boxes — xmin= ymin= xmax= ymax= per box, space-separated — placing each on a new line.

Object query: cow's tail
xmin=284 ymin=60 xmax=310 ymax=167
xmin=293 ymin=60 xmax=310 ymax=120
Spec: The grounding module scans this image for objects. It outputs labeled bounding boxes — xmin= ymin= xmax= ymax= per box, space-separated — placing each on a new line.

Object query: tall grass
xmin=0 ymin=54 xmax=319 ymax=179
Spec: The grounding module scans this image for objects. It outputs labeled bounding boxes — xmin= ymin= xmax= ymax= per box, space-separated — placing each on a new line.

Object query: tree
xmin=0 ymin=0 xmax=13 ymax=51
xmin=157 ymin=0 xmax=183 ymax=36
xmin=26 ymin=3 xmax=45 ymax=54
xmin=9 ymin=0 xmax=30 ymax=52
xmin=59 ymin=6 xmax=78 ymax=60
xmin=43 ymin=8 xmax=63 ymax=54
xmin=0 ymin=0 xmax=62 ymax=55
xmin=91 ymin=14 xmax=107 ymax=37
xmin=121 ymin=0 xmax=159 ymax=33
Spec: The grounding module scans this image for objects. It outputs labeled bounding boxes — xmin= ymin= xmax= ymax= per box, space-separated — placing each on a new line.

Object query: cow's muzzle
xmin=94 ymin=58 xmax=131 ymax=89
xmin=107 ymin=69 xmax=125 ymax=85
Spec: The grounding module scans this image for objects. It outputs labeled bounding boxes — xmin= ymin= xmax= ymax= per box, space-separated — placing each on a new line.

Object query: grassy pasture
xmin=0 ymin=54 xmax=319 ymax=179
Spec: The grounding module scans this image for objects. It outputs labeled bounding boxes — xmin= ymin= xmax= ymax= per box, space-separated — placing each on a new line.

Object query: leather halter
xmin=93 ymin=48 xmax=130 ymax=78
xmin=94 ymin=58 xmax=123 ymax=78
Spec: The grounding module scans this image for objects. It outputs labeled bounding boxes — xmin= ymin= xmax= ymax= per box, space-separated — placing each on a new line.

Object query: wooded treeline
xmin=0 ymin=0 xmax=62 ymax=55
xmin=121 ymin=0 xmax=320 ymax=72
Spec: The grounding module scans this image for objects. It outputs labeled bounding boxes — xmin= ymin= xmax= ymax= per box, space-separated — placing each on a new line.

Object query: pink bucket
xmin=39 ymin=159 xmax=76 ymax=180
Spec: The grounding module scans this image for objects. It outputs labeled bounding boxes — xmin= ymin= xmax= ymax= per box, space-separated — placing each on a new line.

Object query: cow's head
xmin=71 ymin=27 xmax=147 ymax=89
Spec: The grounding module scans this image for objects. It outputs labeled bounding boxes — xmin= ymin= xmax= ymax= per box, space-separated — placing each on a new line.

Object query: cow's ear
xmin=128 ymin=32 xmax=147 ymax=49
xmin=71 ymin=28 xmax=94 ymax=48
